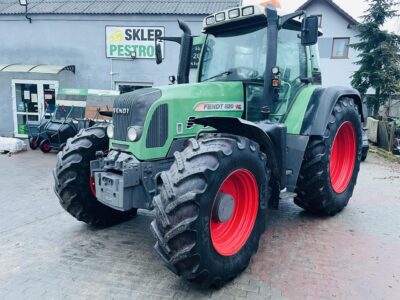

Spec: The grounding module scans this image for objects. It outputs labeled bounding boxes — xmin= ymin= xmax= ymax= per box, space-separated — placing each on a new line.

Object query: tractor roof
xmin=202 ymin=5 xmax=267 ymax=32
xmin=202 ymin=4 xmax=323 ymax=37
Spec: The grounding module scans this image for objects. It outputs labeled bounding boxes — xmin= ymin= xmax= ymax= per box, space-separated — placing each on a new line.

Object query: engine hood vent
xmin=112 ymin=88 xmax=161 ymax=141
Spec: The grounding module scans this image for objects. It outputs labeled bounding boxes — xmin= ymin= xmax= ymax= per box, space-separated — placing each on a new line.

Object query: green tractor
xmin=54 ymin=4 xmax=364 ymax=287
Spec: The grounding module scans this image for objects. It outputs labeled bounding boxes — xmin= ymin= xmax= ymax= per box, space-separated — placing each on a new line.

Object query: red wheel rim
xmin=44 ymin=142 xmax=50 ymax=152
xmin=329 ymin=121 xmax=356 ymax=193
xmin=32 ymin=140 xmax=37 ymax=148
xmin=210 ymin=169 xmax=259 ymax=256
xmin=90 ymin=176 xmax=96 ymax=197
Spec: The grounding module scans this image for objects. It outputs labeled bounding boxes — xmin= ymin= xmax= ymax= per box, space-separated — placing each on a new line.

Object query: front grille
xmin=112 ymin=88 xmax=161 ymax=141
xmin=113 ymin=98 xmax=134 ymax=141
xmin=146 ymin=104 xmax=168 ymax=148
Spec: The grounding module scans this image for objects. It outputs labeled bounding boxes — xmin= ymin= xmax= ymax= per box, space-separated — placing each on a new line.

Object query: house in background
xmin=298 ymin=0 xmax=400 ymax=118
xmin=297 ymin=0 xmax=360 ymax=88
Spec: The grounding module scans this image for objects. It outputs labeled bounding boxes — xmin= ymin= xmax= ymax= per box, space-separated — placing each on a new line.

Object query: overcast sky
xmin=243 ymin=0 xmax=400 ymax=33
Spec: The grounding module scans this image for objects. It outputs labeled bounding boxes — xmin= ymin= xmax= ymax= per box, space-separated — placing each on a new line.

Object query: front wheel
xmin=151 ymin=135 xmax=271 ymax=287
xmin=29 ymin=138 xmax=38 ymax=150
xmin=295 ymin=97 xmax=362 ymax=215
xmin=53 ymin=125 xmax=137 ymax=226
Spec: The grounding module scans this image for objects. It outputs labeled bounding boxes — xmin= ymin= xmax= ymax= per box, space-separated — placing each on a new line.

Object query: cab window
xmin=275 ymin=28 xmax=307 ymax=116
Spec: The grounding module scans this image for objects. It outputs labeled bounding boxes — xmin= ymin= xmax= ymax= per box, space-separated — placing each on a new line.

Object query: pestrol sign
xmin=106 ymin=26 xmax=165 ymax=59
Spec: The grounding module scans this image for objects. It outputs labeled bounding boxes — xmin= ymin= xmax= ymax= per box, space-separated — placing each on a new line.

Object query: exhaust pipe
xmin=176 ymin=19 xmax=193 ymax=84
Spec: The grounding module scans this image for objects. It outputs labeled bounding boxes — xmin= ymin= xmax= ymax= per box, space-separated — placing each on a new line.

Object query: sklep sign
xmin=106 ymin=26 xmax=165 ymax=59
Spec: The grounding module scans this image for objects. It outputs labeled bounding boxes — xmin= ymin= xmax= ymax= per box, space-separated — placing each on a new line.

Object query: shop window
xmin=43 ymin=84 xmax=56 ymax=114
xmin=16 ymin=84 xmax=38 ymax=113
xmin=331 ymin=38 xmax=350 ymax=59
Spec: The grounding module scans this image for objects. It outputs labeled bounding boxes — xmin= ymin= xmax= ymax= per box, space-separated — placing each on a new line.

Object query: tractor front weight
xmin=90 ymin=151 xmax=173 ymax=211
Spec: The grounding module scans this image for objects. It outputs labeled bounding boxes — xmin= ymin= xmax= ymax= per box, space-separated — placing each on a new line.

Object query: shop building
xmin=0 ymin=0 xmax=239 ymax=137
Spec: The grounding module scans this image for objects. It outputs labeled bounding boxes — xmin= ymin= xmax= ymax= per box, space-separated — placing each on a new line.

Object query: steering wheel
xmin=232 ymin=67 xmax=259 ymax=79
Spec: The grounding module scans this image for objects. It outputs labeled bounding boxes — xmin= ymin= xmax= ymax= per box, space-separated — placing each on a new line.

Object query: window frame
xmin=331 ymin=37 xmax=350 ymax=59
xmin=198 ymin=24 xmax=268 ymax=83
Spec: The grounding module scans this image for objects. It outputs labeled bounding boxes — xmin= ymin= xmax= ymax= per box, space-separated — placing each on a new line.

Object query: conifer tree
xmin=351 ymin=0 xmax=400 ymax=115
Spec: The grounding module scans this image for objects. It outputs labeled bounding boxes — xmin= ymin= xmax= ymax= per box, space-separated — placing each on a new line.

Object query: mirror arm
xmin=280 ymin=10 xmax=305 ymax=28
xmin=301 ymin=11 xmax=308 ymax=32
xmin=158 ymin=36 xmax=182 ymax=44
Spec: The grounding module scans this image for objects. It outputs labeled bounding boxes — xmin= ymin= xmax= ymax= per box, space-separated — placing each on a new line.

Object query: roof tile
xmin=84 ymin=2 xmax=121 ymax=14
xmin=113 ymin=2 xmax=148 ymax=14
xmin=54 ymin=2 xmax=93 ymax=14
xmin=29 ymin=2 xmax=66 ymax=14
xmin=144 ymin=2 xmax=180 ymax=15
xmin=0 ymin=0 xmax=240 ymax=15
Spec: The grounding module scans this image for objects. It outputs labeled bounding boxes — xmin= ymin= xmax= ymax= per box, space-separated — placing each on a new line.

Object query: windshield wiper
xmin=202 ymin=71 xmax=232 ymax=82
xmin=249 ymin=76 xmax=264 ymax=81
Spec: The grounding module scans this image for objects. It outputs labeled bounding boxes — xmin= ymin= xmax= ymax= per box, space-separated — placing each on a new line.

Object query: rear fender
xmin=301 ymin=86 xmax=364 ymax=136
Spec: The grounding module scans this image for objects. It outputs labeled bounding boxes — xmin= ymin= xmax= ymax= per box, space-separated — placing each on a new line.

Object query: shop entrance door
xmin=12 ymin=80 xmax=59 ymax=138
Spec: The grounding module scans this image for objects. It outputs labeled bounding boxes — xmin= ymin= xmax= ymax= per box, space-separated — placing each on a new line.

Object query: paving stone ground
xmin=0 ymin=148 xmax=399 ymax=300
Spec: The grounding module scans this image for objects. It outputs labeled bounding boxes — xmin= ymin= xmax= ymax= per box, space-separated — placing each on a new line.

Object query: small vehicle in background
xmin=361 ymin=128 xmax=369 ymax=161
xmin=38 ymin=106 xmax=101 ymax=153
xmin=27 ymin=118 xmax=49 ymax=150
xmin=27 ymin=108 xmax=52 ymax=150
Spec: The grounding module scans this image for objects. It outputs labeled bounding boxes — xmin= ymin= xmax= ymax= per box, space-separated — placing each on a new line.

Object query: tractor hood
xmin=110 ymin=81 xmax=245 ymax=160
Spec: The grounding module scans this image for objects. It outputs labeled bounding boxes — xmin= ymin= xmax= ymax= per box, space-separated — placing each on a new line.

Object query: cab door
xmin=271 ymin=28 xmax=308 ymax=122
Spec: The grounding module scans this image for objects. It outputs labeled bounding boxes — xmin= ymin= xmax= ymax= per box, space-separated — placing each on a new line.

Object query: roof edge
xmin=297 ymin=0 xmax=359 ymax=25
xmin=0 ymin=12 xmax=210 ymax=16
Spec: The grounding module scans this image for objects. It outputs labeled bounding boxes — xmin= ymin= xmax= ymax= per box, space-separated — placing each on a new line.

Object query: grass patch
xmin=369 ymin=145 xmax=400 ymax=164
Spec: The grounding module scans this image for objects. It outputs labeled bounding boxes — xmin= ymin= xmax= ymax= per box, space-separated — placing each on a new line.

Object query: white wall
xmin=303 ymin=0 xmax=360 ymax=88
xmin=0 ymin=14 xmax=205 ymax=136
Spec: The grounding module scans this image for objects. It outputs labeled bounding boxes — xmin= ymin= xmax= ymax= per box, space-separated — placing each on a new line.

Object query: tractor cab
xmin=198 ymin=4 xmax=321 ymax=123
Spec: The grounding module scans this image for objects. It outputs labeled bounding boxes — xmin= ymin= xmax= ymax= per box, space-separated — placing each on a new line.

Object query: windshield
xmin=200 ymin=25 xmax=267 ymax=82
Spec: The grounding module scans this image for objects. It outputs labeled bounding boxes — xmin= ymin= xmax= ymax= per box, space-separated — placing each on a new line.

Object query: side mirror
xmin=169 ymin=75 xmax=176 ymax=84
xmin=155 ymin=40 xmax=163 ymax=64
xmin=301 ymin=15 xmax=319 ymax=46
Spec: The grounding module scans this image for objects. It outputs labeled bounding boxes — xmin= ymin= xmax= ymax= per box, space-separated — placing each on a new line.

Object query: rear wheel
xmin=151 ymin=135 xmax=270 ymax=287
xmin=53 ymin=125 xmax=137 ymax=226
xmin=29 ymin=138 xmax=38 ymax=150
xmin=361 ymin=153 xmax=368 ymax=162
xmin=39 ymin=139 xmax=52 ymax=153
xmin=361 ymin=148 xmax=368 ymax=162
xmin=295 ymin=97 xmax=362 ymax=215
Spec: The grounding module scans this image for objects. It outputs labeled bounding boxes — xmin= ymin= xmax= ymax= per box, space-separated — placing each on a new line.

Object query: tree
xmin=351 ymin=0 xmax=400 ymax=116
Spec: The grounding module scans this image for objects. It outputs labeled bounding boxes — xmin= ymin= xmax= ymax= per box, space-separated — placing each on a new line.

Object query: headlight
xmin=106 ymin=124 xmax=114 ymax=139
xmin=242 ymin=6 xmax=254 ymax=16
xmin=215 ymin=12 xmax=225 ymax=22
xmin=228 ymin=8 xmax=240 ymax=19
xmin=206 ymin=16 xmax=215 ymax=25
xmin=127 ymin=126 xmax=139 ymax=142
